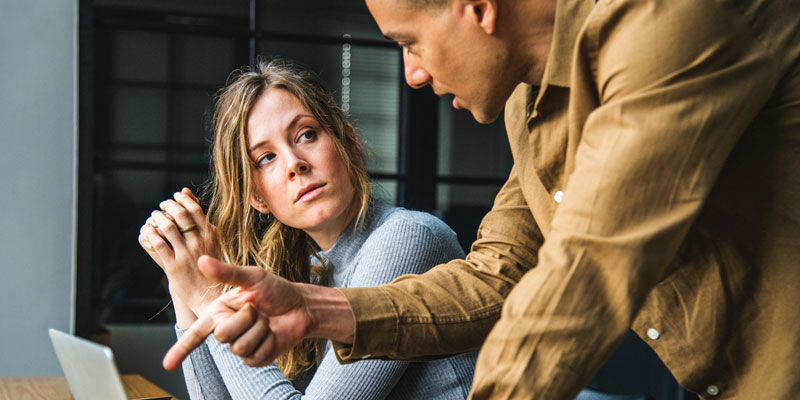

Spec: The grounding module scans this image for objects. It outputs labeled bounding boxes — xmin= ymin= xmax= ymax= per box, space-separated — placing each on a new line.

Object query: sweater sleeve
xmin=349 ymin=213 xmax=467 ymax=287
xmin=201 ymin=214 xmax=466 ymax=399
xmin=175 ymin=326 xmax=232 ymax=400
xmin=205 ymin=337 xmax=407 ymax=400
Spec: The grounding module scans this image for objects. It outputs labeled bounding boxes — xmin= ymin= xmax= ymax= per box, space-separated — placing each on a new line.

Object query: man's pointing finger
xmin=163 ymin=312 xmax=216 ymax=370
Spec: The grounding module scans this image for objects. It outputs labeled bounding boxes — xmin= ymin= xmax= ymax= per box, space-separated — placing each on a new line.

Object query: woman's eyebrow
xmin=248 ymin=137 xmax=271 ymax=154
xmin=248 ymin=113 xmax=315 ymax=153
xmin=283 ymin=113 xmax=314 ymax=133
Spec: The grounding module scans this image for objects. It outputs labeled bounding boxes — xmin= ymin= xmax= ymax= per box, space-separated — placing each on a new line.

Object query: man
xmin=166 ymin=0 xmax=800 ymax=398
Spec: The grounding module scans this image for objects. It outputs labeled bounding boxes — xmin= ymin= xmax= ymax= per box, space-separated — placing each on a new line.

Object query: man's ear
xmin=461 ymin=0 xmax=497 ymax=35
xmin=250 ymin=195 xmax=270 ymax=215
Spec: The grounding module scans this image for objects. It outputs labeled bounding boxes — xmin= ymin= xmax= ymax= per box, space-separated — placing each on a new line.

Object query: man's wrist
xmin=296 ymin=283 xmax=355 ymax=344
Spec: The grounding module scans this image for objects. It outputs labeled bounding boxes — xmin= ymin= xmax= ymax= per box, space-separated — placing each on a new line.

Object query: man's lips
xmin=296 ymin=183 xmax=326 ymax=202
xmin=433 ymin=90 xmax=462 ymax=110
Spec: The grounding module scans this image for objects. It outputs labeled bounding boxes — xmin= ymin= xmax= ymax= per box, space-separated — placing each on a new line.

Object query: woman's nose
xmin=287 ymin=156 xmax=310 ymax=179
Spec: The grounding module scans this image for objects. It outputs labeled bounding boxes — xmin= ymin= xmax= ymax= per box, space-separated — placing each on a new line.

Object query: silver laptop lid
xmin=48 ymin=328 xmax=127 ymax=400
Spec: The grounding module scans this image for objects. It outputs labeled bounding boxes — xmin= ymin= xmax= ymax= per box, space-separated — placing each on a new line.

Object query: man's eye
xmin=406 ymin=47 xmax=418 ymax=57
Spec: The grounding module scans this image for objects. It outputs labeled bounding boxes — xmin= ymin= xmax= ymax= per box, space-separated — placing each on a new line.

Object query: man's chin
xmin=466 ymin=105 xmax=503 ymax=125
xmin=452 ymin=95 xmax=504 ymax=124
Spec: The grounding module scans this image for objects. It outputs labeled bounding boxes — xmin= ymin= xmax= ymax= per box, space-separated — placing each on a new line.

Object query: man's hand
xmin=163 ymin=255 xmax=355 ymax=370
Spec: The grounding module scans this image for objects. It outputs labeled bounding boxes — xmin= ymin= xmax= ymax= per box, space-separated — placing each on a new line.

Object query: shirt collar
xmin=543 ymin=0 xmax=596 ymax=88
xmin=526 ymin=0 xmax=595 ymax=119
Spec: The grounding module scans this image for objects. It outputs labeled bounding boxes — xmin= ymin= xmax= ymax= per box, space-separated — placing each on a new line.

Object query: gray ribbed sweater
xmin=177 ymin=200 xmax=477 ymax=399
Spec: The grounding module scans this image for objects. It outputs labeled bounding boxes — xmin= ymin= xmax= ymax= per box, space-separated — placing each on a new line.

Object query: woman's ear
xmin=250 ymin=195 xmax=270 ymax=215
xmin=343 ymin=123 xmax=361 ymax=152
xmin=345 ymin=123 xmax=357 ymax=136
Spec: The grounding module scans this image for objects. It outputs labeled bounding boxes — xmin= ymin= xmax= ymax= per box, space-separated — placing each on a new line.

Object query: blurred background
xmin=1 ymin=0 xmax=692 ymax=398
xmin=83 ymin=0 xmax=511 ymax=332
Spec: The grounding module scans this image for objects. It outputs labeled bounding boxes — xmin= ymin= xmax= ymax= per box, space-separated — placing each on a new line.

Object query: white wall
xmin=0 ymin=0 xmax=78 ymax=376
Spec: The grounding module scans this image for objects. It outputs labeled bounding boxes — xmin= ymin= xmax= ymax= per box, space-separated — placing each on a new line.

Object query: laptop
xmin=48 ymin=328 xmax=171 ymax=400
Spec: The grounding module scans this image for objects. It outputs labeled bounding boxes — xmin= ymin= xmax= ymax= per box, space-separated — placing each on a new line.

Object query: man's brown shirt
xmin=335 ymin=0 xmax=800 ymax=398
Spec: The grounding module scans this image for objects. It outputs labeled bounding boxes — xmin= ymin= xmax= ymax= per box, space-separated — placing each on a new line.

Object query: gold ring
xmin=180 ymin=224 xmax=197 ymax=233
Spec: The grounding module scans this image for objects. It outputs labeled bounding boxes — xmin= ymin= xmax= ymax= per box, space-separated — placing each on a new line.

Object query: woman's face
xmin=246 ymin=88 xmax=357 ymax=248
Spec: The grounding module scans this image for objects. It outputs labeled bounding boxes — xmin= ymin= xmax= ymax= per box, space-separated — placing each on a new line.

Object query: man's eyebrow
xmin=382 ymin=31 xmax=406 ymax=42
xmin=247 ymin=113 xmax=314 ymax=153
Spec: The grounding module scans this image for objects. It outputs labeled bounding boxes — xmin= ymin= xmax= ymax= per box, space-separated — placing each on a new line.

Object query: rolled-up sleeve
xmin=335 ymin=165 xmax=544 ymax=361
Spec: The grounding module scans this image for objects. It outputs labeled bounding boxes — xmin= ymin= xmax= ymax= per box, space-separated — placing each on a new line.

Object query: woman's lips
xmin=296 ymin=184 xmax=325 ymax=203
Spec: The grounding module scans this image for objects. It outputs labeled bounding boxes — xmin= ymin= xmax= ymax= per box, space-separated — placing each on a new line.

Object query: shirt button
xmin=646 ymin=328 xmax=660 ymax=340
xmin=706 ymin=385 xmax=720 ymax=396
xmin=554 ymin=190 xmax=564 ymax=203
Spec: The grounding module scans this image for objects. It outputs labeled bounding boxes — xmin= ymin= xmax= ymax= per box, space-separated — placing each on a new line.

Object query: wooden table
xmin=0 ymin=374 xmax=175 ymax=400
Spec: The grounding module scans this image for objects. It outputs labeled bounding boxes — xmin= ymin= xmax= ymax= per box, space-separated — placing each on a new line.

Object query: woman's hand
xmin=138 ymin=188 xmax=223 ymax=315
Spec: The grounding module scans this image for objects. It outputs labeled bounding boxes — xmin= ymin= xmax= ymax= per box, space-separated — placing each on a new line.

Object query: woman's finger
xmin=137 ymin=229 xmax=152 ymax=251
xmin=146 ymin=217 xmax=168 ymax=238
xmin=173 ymin=190 xmax=206 ymax=230
xmin=151 ymin=209 xmax=187 ymax=252
xmin=160 ymin=199 xmax=199 ymax=237
xmin=141 ymin=224 xmax=175 ymax=263
xmin=182 ymin=187 xmax=200 ymax=203
xmin=138 ymin=224 xmax=157 ymax=250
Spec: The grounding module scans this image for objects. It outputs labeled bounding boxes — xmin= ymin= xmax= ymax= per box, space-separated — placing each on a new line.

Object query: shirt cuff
xmin=332 ymin=286 xmax=399 ymax=363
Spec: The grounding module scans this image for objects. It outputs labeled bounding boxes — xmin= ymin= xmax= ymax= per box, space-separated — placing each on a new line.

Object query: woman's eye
xmin=299 ymin=129 xmax=317 ymax=142
xmin=257 ymin=153 xmax=276 ymax=166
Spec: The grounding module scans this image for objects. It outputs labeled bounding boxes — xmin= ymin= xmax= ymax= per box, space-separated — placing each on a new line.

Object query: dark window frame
xmin=77 ymin=0 xmax=506 ymax=337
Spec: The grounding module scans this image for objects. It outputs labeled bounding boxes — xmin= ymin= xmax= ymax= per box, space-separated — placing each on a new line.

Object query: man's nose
xmin=403 ymin=54 xmax=431 ymax=89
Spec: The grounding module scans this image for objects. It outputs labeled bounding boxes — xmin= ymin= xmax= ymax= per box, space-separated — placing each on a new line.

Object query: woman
xmin=138 ymin=59 xmax=477 ymax=399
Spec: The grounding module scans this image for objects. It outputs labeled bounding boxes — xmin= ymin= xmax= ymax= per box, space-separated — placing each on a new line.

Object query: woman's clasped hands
xmin=138 ymin=187 xmax=223 ymax=322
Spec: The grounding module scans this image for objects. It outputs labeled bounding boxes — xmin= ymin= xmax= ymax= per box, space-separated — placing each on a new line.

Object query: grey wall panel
xmin=0 ymin=0 xmax=77 ymax=377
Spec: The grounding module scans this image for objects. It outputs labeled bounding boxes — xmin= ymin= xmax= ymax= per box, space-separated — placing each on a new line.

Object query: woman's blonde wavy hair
xmin=206 ymin=59 xmax=371 ymax=380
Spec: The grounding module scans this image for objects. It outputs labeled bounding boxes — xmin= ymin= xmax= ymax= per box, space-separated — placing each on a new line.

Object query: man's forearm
xmin=296 ymin=283 xmax=356 ymax=344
